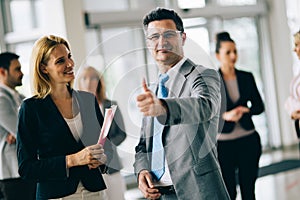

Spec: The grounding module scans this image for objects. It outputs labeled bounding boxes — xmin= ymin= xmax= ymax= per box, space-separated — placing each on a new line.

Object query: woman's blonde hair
xmin=78 ymin=66 xmax=106 ymax=102
xmin=294 ymin=30 xmax=300 ymax=44
xmin=31 ymin=35 xmax=72 ymax=98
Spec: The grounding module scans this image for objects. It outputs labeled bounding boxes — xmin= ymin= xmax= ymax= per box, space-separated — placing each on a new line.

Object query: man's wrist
xmin=138 ymin=169 xmax=150 ymax=181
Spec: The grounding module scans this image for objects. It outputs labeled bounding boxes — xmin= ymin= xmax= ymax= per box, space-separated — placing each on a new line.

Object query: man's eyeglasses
xmin=146 ymin=30 xmax=182 ymax=43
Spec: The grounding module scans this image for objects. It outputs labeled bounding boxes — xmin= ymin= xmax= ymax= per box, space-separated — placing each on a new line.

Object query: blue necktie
xmin=151 ymin=73 xmax=169 ymax=181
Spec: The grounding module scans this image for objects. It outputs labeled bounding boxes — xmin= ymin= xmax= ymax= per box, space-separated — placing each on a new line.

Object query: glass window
xmin=82 ymin=27 xmax=148 ymax=174
xmin=183 ymin=17 xmax=214 ymax=69
xmin=184 ymin=27 xmax=211 ymax=65
xmin=34 ymin=0 xmax=44 ymax=29
xmin=9 ymin=0 xmax=42 ymax=32
xmin=83 ymin=0 xmax=128 ymax=12
xmin=10 ymin=0 xmax=33 ymax=31
xmin=223 ymin=18 xmax=260 ymax=75
xmin=184 ymin=17 xmax=209 ymax=54
xmin=4 ymin=0 xmax=42 ymax=97
xmin=177 ymin=0 xmax=205 ymax=9
xmin=217 ymin=0 xmax=257 ymax=6
xmin=9 ymin=42 xmax=34 ymax=97
xmin=83 ymin=0 xmax=168 ymax=11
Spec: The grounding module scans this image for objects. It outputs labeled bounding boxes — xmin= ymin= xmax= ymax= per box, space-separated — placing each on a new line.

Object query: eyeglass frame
xmin=145 ymin=30 xmax=183 ymax=43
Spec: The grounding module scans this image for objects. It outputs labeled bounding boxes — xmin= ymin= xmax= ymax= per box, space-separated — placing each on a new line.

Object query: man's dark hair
xmin=0 ymin=52 xmax=19 ymax=70
xmin=143 ymin=7 xmax=184 ymax=33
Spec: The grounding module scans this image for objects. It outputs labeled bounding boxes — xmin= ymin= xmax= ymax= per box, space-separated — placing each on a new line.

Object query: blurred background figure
xmin=285 ymin=30 xmax=300 ymax=141
xmin=78 ymin=66 xmax=127 ymax=200
xmin=0 ymin=52 xmax=36 ymax=200
xmin=215 ymin=31 xmax=264 ymax=200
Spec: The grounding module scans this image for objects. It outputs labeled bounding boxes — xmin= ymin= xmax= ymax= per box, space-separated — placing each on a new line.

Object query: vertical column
xmin=62 ymin=0 xmax=86 ymax=70
xmin=42 ymin=0 xmax=86 ymax=71
xmin=266 ymin=0 xmax=296 ymax=146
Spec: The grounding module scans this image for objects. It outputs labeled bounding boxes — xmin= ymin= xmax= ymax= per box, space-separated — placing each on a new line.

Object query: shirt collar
xmin=167 ymin=57 xmax=187 ymax=75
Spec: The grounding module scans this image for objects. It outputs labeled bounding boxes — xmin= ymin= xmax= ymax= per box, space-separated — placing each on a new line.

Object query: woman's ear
xmin=40 ymin=64 xmax=48 ymax=74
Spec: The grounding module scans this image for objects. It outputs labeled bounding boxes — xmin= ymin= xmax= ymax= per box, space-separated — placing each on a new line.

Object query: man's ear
xmin=216 ymin=53 xmax=220 ymax=61
xmin=181 ymin=32 xmax=187 ymax=46
xmin=0 ymin=67 xmax=7 ymax=76
xmin=40 ymin=64 xmax=48 ymax=74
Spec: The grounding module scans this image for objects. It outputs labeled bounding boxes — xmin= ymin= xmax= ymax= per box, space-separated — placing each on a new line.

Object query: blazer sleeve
xmin=248 ymin=73 xmax=264 ymax=116
xmin=134 ymin=117 xmax=151 ymax=176
xmin=17 ymin=100 xmax=68 ymax=181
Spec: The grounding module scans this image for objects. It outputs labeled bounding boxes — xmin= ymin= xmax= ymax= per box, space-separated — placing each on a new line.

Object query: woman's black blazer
xmin=17 ymin=90 xmax=109 ymax=199
xmin=218 ymin=69 xmax=264 ymax=133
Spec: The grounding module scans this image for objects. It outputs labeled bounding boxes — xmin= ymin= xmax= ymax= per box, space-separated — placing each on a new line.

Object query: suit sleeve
xmin=134 ymin=117 xmax=151 ymax=176
xmin=0 ymin=95 xmax=19 ymax=135
xmin=17 ymin=101 xmax=68 ymax=181
xmin=161 ymin=68 xmax=221 ymax=126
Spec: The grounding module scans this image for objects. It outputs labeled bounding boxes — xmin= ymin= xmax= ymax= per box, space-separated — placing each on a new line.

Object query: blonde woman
xmin=78 ymin=66 xmax=127 ymax=200
xmin=16 ymin=35 xmax=109 ymax=200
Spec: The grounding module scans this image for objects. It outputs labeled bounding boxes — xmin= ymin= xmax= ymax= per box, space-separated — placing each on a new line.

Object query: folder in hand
xmin=97 ymin=105 xmax=117 ymax=145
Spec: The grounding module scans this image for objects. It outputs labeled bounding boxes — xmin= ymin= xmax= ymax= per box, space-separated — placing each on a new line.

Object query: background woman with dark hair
xmin=216 ymin=31 xmax=264 ymax=200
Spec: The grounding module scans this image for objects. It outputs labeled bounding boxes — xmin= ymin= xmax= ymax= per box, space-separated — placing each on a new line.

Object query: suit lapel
xmin=148 ymin=59 xmax=195 ymax=150
xmin=74 ymin=91 xmax=102 ymax=146
xmin=44 ymin=95 xmax=66 ymax=126
xmin=167 ymin=59 xmax=195 ymax=97
xmin=43 ymin=94 xmax=82 ymax=146
xmin=235 ymin=70 xmax=244 ymax=102
xmin=219 ymin=69 xmax=234 ymax=106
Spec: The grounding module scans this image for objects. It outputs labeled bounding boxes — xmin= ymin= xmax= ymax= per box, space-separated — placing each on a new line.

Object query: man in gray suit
xmin=134 ymin=8 xmax=230 ymax=200
xmin=0 ymin=52 xmax=36 ymax=199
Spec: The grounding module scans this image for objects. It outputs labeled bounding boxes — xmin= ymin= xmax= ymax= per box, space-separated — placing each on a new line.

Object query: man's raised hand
xmin=136 ymin=78 xmax=167 ymax=117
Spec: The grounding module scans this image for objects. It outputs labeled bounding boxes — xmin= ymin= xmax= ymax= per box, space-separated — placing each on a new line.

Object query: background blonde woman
xmin=78 ymin=66 xmax=127 ymax=200
xmin=16 ymin=35 xmax=109 ymax=200
xmin=285 ymin=30 xmax=300 ymax=139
